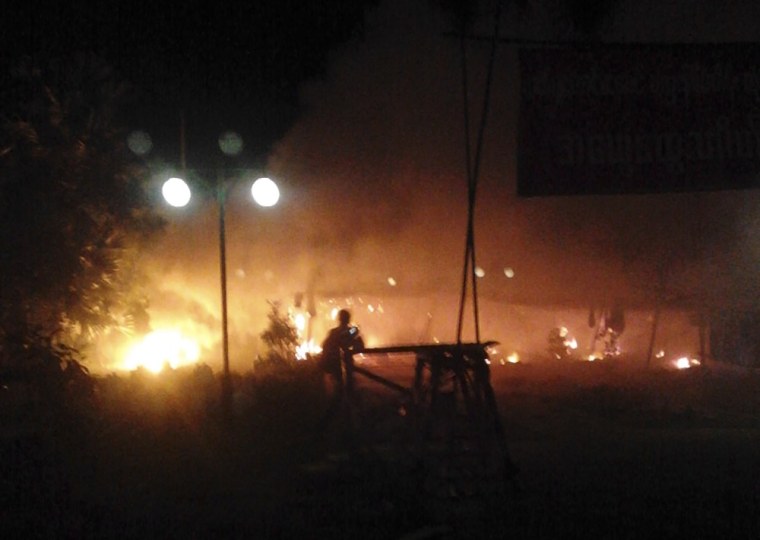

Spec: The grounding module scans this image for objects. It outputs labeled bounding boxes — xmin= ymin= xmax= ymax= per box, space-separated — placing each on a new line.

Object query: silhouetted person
xmin=315 ymin=309 xmax=364 ymax=448
xmin=606 ymin=300 xmax=626 ymax=335
xmin=599 ymin=300 xmax=625 ymax=358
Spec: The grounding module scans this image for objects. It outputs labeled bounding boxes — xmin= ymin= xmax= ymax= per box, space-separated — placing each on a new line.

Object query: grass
xmin=2 ymin=358 xmax=759 ymax=538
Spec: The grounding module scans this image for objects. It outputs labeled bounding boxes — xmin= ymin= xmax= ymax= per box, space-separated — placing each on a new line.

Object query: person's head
xmin=337 ymin=309 xmax=351 ymax=326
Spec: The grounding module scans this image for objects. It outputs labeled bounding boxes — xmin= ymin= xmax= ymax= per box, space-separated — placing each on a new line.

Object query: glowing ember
xmin=548 ymin=326 xmax=578 ymax=360
xmin=387 ymin=277 xmax=397 ymax=286
xmin=674 ymin=357 xmax=691 ymax=369
xmin=487 ymin=345 xmax=520 ymax=365
xmin=674 ymin=356 xmax=701 ymax=369
xmin=123 ymin=329 xmax=201 ymax=373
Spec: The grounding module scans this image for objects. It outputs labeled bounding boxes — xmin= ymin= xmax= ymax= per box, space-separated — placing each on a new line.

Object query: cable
xmin=456 ymin=1 xmax=503 ymax=345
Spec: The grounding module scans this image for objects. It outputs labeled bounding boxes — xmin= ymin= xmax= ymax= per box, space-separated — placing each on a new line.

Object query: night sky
xmin=1 ymin=0 xmax=377 ymax=165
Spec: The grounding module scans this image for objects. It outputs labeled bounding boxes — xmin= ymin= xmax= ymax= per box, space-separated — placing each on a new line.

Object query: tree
xmin=0 ymin=53 xmax=163 ymax=371
xmin=259 ymin=301 xmax=300 ymax=366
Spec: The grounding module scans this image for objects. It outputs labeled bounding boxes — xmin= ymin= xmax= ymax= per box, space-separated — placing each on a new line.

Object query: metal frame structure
xmin=346 ymin=341 xmax=518 ymax=493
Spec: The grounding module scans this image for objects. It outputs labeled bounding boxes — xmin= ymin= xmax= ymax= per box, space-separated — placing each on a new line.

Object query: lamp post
xmin=162 ymin=172 xmax=280 ymax=417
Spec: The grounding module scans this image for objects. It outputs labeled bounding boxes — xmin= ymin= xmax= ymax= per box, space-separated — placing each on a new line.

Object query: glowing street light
xmin=162 ymin=177 xmax=192 ymax=208
xmin=161 ymin=171 xmax=279 ymax=417
xmin=251 ymin=177 xmax=280 ymax=207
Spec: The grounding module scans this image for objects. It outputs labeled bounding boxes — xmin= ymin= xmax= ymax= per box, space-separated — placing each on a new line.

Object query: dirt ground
xmin=2 ymin=358 xmax=759 ymax=538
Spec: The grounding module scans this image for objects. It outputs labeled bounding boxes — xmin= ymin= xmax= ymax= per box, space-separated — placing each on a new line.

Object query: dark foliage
xmin=0 ymin=53 xmax=164 ymax=371
xmin=259 ymin=301 xmax=300 ymax=366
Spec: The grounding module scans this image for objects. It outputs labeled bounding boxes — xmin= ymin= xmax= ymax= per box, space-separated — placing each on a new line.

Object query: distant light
xmin=251 ymin=177 xmax=279 ymax=207
xmin=127 ymin=130 xmax=152 ymax=156
xmin=162 ymin=177 xmax=191 ymax=207
xmin=387 ymin=277 xmax=397 ymax=286
xmin=674 ymin=356 xmax=701 ymax=369
xmin=675 ymin=357 xmax=691 ymax=369
xmin=507 ymin=352 xmax=520 ymax=364
xmin=218 ymin=131 xmax=244 ymax=156
xmin=504 ymin=267 xmax=515 ymax=278
xmin=656 ymin=350 xmax=665 ymax=359
xmin=474 ymin=266 xmax=485 ymax=278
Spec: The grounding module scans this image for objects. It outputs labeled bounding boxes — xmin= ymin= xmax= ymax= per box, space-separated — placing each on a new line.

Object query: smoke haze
xmin=105 ymin=0 xmax=759 ymax=371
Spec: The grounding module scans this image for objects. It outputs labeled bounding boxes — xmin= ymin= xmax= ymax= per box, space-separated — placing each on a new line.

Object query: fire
xmin=557 ymin=326 xmax=578 ymax=349
xmin=296 ymin=339 xmax=322 ymax=361
xmin=486 ymin=344 xmax=520 ymax=365
xmin=674 ymin=356 xmax=701 ymax=369
xmin=293 ymin=313 xmax=307 ymax=333
xmin=289 ymin=307 xmax=322 ymax=361
xmin=123 ymin=329 xmax=201 ymax=373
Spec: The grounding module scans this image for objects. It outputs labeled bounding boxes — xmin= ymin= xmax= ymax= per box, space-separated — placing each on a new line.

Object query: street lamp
xmin=161 ymin=173 xmax=279 ymax=417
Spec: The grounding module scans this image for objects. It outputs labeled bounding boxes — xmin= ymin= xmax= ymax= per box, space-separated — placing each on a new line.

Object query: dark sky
xmin=1 ymin=0 xmax=377 ymax=165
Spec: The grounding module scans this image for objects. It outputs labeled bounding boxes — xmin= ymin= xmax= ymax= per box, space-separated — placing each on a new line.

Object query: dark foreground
xmin=2 ymin=359 xmax=759 ymax=539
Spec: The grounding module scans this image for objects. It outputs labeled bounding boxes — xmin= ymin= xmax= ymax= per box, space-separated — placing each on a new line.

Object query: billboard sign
xmin=518 ymin=44 xmax=760 ymax=196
